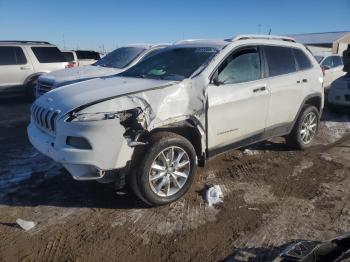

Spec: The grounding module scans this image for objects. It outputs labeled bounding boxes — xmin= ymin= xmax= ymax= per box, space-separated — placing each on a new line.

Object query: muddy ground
xmin=0 ymin=97 xmax=349 ymax=262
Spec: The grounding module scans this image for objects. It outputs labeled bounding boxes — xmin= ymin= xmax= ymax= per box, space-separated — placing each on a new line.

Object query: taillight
xmin=65 ymin=63 xmax=74 ymax=68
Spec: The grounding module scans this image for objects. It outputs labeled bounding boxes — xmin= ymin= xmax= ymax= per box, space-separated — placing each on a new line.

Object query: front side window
xmin=120 ymin=47 xmax=218 ymax=81
xmin=264 ymin=46 xmax=296 ymax=77
xmin=314 ymin=56 xmax=324 ymax=64
xmin=293 ymin=48 xmax=312 ymax=70
xmin=94 ymin=47 xmax=145 ymax=68
xmin=321 ymin=57 xmax=333 ymax=68
xmin=217 ymin=48 xmax=261 ymax=85
xmin=31 ymin=47 xmax=66 ymax=63
xmin=0 ymin=46 xmax=27 ymax=65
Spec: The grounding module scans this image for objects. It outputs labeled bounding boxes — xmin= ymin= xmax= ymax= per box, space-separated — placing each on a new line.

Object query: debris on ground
xmin=16 ymin=219 xmax=36 ymax=231
xmin=205 ymin=185 xmax=223 ymax=207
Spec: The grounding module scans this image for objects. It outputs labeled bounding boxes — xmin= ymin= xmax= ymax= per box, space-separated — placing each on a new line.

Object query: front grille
xmin=36 ymin=81 xmax=54 ymax=96
xmin=31 ymin=104 xmax=59 ymax=133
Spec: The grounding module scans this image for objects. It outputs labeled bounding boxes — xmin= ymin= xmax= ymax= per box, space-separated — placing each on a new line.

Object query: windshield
xmin=94 ymin=47 xmax=145 ymax=68
xmin=314 ymin=55 xmax=324 ymax=64
xmin=120 ymin=47 xmax=218 ymax=81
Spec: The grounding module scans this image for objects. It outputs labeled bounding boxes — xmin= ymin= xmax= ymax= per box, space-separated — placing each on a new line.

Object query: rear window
xmin=0 ymin=46 xmax=27 ymax=65
xmin=31 ymin=47 xmax=66 ymax=63
xmin=62 ymin=51 xmax=74 ymax=62
xmin=94 ymin=47 xmax=145 ymax=68
xmin=75 ymin=51 xmax=100 ymax=60
xmin=293 ymin=48 xmax=312 ymax=70
xmin=264 ymin=46 xmax=296 ymax=77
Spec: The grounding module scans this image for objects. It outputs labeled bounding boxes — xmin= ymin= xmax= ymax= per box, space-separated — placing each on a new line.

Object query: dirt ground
xmin=0 ymin=97 xmax=349 ymax=262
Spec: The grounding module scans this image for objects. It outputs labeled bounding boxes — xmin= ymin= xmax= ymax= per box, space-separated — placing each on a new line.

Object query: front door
xmin=207 ymin=46 xmax=270 ymax=154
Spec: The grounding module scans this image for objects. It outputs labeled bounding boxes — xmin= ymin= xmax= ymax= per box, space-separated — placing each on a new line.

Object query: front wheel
xmin=287 ymin=105 xmax=320 ymax=149
xmin=129 ymin=132 xmax=197 ymax=206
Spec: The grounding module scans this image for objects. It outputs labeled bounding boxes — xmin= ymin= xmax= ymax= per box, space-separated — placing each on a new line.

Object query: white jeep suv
xmin=28 ymin=35 xmax=324 ymax=206
xmin=0 ymin=41 xmax=68 ymax=98
xmin=35 ymin=44 xmax=169 ymax=97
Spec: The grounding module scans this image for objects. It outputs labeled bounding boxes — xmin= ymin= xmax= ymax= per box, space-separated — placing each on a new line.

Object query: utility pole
xmin=62 ymin=34 xmax=66 ymax=50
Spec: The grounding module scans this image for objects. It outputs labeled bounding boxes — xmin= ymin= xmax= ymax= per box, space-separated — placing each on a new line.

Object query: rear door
xmin=0 ymin=46 xmax=34 ymax=92
xmin=207 ymin=46 xmax=270 ymax=152
xmin=263 ymin=45 xmax=302 ymax=129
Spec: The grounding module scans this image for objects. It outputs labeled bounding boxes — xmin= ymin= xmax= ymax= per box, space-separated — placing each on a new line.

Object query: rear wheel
xmin=287 ymin=105 xmax=319 ymax=149
xmin=129 ymin=132 xmax=197 ymax=206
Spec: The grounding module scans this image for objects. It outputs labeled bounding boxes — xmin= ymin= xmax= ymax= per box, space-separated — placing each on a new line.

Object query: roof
xmin=0 ymin=40 xmax=52 ymax=45
xmin=126 ymin=43 xmax=171 ymax=49
xmin=287 ymin=31 xmax=350 ymax=45
xmin=175 ymin=39 xmax=229 ymax=49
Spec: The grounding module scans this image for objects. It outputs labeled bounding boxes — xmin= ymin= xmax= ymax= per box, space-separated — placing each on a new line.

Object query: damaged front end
xmin=62 ymin=96 xmax=154 ymax=182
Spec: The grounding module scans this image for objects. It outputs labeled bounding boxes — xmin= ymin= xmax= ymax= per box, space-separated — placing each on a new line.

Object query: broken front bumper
xmin=27 ymin=118 xmax=134 ymax=180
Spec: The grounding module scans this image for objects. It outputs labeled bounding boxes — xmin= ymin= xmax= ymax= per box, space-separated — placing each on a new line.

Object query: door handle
xmin=20 ymin=66 xmax=31 ymax=70
xmin=302 ymin=79 xmax=308 ymax=83
xmin=253 ymin=86 xmax=266 ymax=93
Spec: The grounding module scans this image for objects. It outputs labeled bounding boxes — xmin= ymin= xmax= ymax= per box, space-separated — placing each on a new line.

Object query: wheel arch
xmin=289 ymin=92 xmax=323 ymax=132
xmin=148 ymin=118 xmax=206 ymax=166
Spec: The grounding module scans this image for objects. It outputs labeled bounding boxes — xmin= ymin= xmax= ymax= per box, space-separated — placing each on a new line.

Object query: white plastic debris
xmin=16 ymin=219 xmax=36 ymax=231
xmin=205 ymin=185 xmax=223 ymax=207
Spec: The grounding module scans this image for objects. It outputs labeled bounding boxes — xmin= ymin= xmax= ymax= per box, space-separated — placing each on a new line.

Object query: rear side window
xmin=217 ymin=48 xmax=261 ymax=84
xmin=0 ymin=46 xmax=27 ymax=65
xmin=62 ymin=52 xmax=74 ymax=62
xmin=293 ymin=48 xmax=312 ymax=70
xmin=31 ymin=47 xmax=66 ymax=63
xmin=264 ymin=46 xmax=296 ymax=77
xmin=333 ymin=56 xmax=343 ymax=67
xmin=76 ymin=51 xmax=100 ymax=60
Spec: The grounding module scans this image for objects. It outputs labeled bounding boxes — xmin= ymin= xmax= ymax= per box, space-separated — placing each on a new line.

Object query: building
xmin=287 ymin=31 xmax=350 ymax=54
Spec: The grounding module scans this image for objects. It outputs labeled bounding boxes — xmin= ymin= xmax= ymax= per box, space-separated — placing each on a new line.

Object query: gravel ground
xmin=0 ymin=97 xmax=349 ymax=262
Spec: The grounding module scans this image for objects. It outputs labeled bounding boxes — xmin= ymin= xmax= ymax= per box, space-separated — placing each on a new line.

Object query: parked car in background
xmin=0 ymin=41 xmax=68 ymax=98
xmin=28 ymin=35 xmax=324 ymax=206
xmin=62 ymin=50 xmax=78 ymax=68
xmin=314 ymin=52 xmax=345 ymax=89
xmin=35 ymin=44 xmax=169 ymax=97
xmin=327 ymin=45 xmax=350 ymax=111
xmin=75 ymin=50 xmax=101 ymax=66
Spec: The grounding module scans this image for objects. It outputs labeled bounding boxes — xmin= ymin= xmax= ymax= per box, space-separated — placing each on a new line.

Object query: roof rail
xmin=229 ymin=35 xmax=296 ymax=43
xmin=0 ymin=40 xmax=51 ymax=44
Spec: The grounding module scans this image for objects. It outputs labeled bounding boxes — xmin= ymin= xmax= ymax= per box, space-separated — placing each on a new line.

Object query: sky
xmin=0 ymin=0 xmax=349 ymax=52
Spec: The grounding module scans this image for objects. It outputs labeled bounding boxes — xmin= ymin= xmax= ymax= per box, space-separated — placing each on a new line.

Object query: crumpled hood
xmin=39 ymin=65 xmax=123 ymax=85
xmin=36 ymin=76 xmax=176 ymax=114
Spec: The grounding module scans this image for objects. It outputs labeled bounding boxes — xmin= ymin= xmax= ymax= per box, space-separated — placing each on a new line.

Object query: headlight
xmin=71 ymin=112 xmax=119 ymax=122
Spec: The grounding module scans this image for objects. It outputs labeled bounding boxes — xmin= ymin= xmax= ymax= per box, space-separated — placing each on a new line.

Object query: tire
xmin=25 ymin=78 xmax=37 ymax=101
xmin=129 ymin=132 xmax=197 ymax=206
xmin=286 ymin=105 xmax=320 ymax=150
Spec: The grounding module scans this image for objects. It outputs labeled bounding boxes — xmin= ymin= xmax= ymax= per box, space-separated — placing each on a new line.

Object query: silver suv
xmin=0 ymin=41 xmax=68 ymax=98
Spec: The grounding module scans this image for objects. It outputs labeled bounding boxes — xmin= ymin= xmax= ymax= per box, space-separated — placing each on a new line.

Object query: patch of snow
xmin=16 ymin=218 xmax=36 ymax=231
xmin=292 ymin=160 xmax=314 ymax=176
xmin=243 ymin=149 xmax=260 ymax=156
xmin=0 ymin=147 xmax=61 ymax=199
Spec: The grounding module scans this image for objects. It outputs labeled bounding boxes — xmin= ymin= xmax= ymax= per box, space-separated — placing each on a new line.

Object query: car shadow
xmin=0 ymin=169 xmax=149 ymax=210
